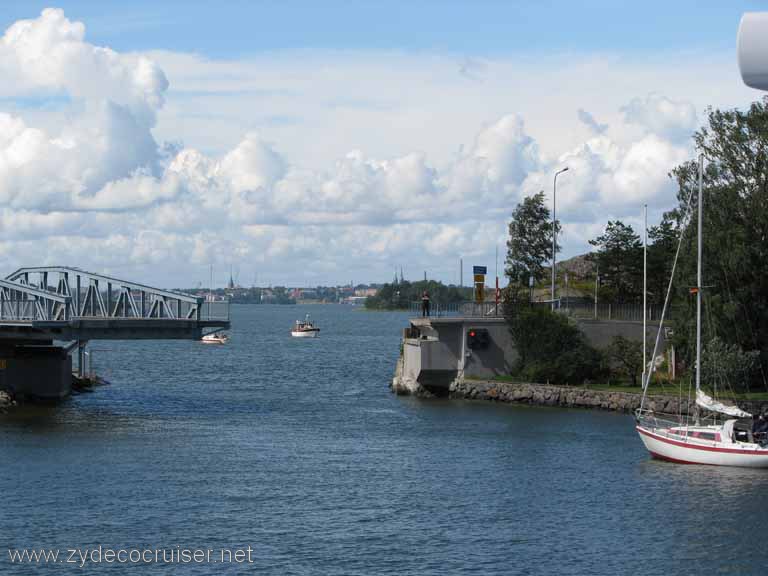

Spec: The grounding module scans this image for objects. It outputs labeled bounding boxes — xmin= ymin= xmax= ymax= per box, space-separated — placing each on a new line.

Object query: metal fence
xmin=560 ymin=301 xmax=662 ymax=322
xmin=411 ymin=299 xmax=661 ymax=322
xmin=410 ymin=301 xmax=503 ymax=318
xmin=199 ymin=300 xmax=230 ymax=321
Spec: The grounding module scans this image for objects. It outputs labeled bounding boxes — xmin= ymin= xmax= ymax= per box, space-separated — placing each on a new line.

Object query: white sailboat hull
xmin=637 ymin=425 xmax=768 ymax=468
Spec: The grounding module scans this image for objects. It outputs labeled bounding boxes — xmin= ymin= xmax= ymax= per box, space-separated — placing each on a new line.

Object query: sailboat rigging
xmin=635 ymin=155 xmax=768 ymax=467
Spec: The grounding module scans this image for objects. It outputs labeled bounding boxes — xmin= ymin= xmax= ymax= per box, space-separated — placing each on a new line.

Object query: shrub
xmin=607 ymin=335 xmax=644 ymax=387
xmin=505 ymin=304 xmax=605 ymax=385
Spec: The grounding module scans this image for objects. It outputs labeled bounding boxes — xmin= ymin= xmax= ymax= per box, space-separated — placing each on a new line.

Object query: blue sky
xmin=0 ymin=3 xmax=763 ymax=287
xmin=2 ymin=1 xmax=765 ymax=57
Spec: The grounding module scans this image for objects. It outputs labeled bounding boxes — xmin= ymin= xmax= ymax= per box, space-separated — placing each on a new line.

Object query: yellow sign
xmin=475 ymin=283 xmax=485 ymax=302
xmin=473 ymin=274 xmax=485 ymax=283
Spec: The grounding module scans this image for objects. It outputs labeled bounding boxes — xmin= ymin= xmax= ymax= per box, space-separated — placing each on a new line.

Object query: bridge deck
xmin=0 ymin=319 xmax=228 ymax=341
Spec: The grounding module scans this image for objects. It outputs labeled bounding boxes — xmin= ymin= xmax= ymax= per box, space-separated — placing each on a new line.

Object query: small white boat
xmin=291 ymin=314 xmax=320 ymax=338
xmin=201 ymin=331 xmax=229 ymax=344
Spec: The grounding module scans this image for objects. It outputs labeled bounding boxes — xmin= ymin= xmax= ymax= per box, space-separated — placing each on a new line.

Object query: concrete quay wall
xmin=397 ymin=316 xmax=666 ymax=395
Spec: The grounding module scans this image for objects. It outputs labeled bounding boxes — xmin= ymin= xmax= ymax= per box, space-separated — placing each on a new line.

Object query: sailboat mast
xmin=643 ymin=204 xmax=647 ymax=390
xmin=696 ymin=154 xmax=703 ymax=395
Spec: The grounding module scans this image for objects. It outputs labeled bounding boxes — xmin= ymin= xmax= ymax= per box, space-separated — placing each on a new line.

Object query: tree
xmin=505 ymin=192 xmax=560 ymax=298
xmin=504 ymin=304 xmax=605 ymax=385
xmin=701 ymin=337 xmax=760 ymax=394
xmin=646 ymin=216 xmax=679 ymax=307
xmin=587 ymin=220 xmax=642 ymax=302
xmin=607 ymin=335 xmax=643 ymax=387
xmin=364 ymin=280 xmax=471 ymax=310
xmin=668 ymin=99 xmax=768 ymax=387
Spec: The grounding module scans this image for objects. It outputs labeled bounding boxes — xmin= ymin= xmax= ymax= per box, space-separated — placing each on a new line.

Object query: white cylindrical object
xmin=738 ymin=12 xmax=768 ymax=90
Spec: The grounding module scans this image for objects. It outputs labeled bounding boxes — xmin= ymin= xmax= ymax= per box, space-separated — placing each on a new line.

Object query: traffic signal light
xmin=467 ymin=328 xmax=490 ymax=350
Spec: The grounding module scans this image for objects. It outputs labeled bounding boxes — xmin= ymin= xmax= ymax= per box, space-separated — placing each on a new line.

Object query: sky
xmin=0 ymin=1 xmax=765 ymax=289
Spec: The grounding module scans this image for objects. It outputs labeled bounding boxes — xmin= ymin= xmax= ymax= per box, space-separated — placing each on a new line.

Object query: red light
xmin=469 ymin=331 xmax=476 ymax=337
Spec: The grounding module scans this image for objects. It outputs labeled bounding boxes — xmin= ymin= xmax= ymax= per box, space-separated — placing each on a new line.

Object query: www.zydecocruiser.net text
xmin=7 ymin=546 xmax=256 ymax=567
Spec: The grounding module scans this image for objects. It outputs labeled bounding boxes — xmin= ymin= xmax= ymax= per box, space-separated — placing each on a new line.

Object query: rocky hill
xmin=556 ymin=253 xmax=594 ymax=280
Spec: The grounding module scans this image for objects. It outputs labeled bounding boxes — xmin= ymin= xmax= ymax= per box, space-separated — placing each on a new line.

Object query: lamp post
xmin=551 ymin=167 xmax=569 ymax=310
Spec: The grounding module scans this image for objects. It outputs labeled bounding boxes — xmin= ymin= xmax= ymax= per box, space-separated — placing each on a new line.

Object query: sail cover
xmin=696 ymin=389 xmax=752 ymax=418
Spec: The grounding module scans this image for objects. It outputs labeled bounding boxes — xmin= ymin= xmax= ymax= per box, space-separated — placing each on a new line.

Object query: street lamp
xmin=551 ymin=167 xmax=569 ymax=310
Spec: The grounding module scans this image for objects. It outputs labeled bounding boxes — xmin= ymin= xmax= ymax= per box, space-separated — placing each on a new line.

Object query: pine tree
xmin=588 ymin=220 xmax=642 ymax=302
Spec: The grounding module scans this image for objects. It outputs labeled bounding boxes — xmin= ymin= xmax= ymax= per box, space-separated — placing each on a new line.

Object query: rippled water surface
xmin=2 ymin=304 xmax=768 ymax=575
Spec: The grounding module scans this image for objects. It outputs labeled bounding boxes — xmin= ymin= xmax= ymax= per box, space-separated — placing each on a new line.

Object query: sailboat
xmin=634 ymin=155 xmax=768 ymax=468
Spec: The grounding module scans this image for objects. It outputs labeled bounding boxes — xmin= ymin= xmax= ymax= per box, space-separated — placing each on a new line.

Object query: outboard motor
xmin=738 ymin=13 xmax=768 ymax=90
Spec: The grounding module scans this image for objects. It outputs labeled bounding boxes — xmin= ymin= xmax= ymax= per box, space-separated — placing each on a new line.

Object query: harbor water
xmin=2 ymin=304 xmax=768 ymax=575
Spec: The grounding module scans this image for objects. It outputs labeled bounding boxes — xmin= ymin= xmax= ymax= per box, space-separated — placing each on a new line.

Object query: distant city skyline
xmin=0 ymin=3 xmax=763 ymax=287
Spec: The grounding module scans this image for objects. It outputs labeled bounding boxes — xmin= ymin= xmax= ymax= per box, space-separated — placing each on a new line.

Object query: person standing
xmin=421 ymin=291 xmax=431 ymax=317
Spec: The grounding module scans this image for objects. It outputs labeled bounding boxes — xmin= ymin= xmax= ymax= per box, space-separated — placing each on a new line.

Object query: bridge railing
xmin=1 ymin=267 xmax=229 ymax=323
xmin=199 ymin=300 xmax=230 ymax=322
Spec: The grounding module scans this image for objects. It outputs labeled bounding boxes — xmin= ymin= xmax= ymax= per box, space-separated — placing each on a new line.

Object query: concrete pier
xmin=393 ymin=315 xmax=666 ymax=397
xmin=0 ymin=344 xmax=72 ymax=400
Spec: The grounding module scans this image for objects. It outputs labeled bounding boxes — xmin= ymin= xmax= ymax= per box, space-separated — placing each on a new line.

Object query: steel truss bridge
xmin=0 ymin=266 xmax=229 ymax=341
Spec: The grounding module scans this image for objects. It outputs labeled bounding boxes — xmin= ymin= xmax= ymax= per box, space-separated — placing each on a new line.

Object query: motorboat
xmin=291 ymin=314 xmax=320 ymax=338
xmin=201 ymin=331 xmax=229 ymax=344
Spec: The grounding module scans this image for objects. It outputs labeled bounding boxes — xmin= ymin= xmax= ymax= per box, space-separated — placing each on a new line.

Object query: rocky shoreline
xmin=0 ymin=389 xmax=15 ymax=412
xmin=391 ymin=352 xmax=768 ymax=416
xmin=449 ymin=379 xmax=768 ymax=416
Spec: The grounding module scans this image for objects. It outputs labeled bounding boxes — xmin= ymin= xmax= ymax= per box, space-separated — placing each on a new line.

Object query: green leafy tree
xmin=504 ymin=303 xmax=605 ymax=385
xmin=505 ymin=192 xmax=560 ymax=298
xmin=588 ymin=220 xmax=642 ymax=302
xmin=669 ymin=99 xmax=768 ymax=386
xmin=701 ymin=337 xmax=761 ymax=394
xmin=607 ymin=335 xmax=644 ymax=387
xmin=365 ymin=280 xmax=471 ymax=310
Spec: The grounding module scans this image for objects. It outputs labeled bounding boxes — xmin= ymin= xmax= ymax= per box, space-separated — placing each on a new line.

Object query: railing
xmin=560 ymin=301 xmax=662 ymax=322
xmin=410 ymin=299 xmax=663 ymax=322
xmin=200 ymin=300 xmax=230 ymax=321
xmin=410 ymin=301 xmax=506 ymax=318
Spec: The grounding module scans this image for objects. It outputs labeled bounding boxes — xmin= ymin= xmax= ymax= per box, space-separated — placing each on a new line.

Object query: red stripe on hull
xmin=648 ymin=450 xmax=712 ymax=465
xmin=637 ymin=426 xmax=766 ymax=456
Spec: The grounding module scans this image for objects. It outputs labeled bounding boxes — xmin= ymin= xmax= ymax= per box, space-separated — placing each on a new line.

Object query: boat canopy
xmin=696 ymin=389 xmax=752 ymax=418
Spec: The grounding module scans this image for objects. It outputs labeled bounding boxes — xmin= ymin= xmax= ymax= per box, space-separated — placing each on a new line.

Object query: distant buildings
xmin=183 ymin=283 xmax=379 ymax=305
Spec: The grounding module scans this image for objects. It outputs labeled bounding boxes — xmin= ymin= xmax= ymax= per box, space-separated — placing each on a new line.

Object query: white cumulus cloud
xmin=0 ymin=8 xmax=724 ymax=287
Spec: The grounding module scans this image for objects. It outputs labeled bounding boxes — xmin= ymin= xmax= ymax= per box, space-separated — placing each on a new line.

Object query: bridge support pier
xmin=0 ymin=344 xmax=72 ymax=401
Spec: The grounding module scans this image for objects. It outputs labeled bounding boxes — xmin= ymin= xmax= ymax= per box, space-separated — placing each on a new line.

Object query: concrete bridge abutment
xmin=0 ymin=343 xmax=72 ymax=401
